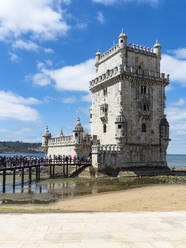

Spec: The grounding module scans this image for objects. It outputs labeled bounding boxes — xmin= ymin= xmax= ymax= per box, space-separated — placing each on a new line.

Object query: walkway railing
xmin=0 ymin=159 xmax=91 ymax=193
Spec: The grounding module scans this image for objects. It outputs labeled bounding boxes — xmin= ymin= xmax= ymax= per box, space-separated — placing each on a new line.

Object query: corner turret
xmin=73 ymin=117 xmax=84 ymax=144
xmin=42 ymin=126 xmax=51 ymax=153
xmin=95 ymin=48 xmax=101 ymax=71
xmin=118 ymin=28 xmax=127 ymax=48
xmin=115 ymin=109 xmax=127 ymax=144
xmin=59 ymin=129 xmax=63 ymax=137
xmin=153 ymin=40 xmax=161 ymax=57
xmin=160 ymin=115 xmax=169 ymax=140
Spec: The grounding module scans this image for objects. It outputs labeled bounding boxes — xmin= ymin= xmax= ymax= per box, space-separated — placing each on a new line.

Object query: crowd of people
xmin=0 ymin=155 xmax=44 ymax=168
xmin=50 ymin=155 xmax=91 ymax=163
xmin=0 ymin=154 xmax=91 ymax=168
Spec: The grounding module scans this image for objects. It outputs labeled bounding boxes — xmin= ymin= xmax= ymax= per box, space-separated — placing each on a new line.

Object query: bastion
xmin=42 ymin=29 xmax=171 ymax=176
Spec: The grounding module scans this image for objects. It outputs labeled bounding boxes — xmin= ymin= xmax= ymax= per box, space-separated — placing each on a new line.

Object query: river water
xmin=0 ymin=153 xmax=186 ymax=203
xmin=1 ymin=153 xmax=186 ymax=168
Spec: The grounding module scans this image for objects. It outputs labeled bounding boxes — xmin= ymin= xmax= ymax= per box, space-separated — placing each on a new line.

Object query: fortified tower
xmin=90 ymin=29 xmax=170 ymax=173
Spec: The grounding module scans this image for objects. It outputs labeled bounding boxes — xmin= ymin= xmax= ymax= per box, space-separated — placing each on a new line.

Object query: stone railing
xmin=92 ymin=144 xmax=121 ymax=153
xmin=90 ymin=66 xmax=120 ymax=89
xmin=48 ymin=135 xmax=74 ymax=146
xmin=123 ymin=65 xmax=169 ymax=81
xmin=99 ymin=44 xmax=120 ymax=63
xmin=98 ymin=42 xmax=156 ymax=64
xmin=127 ymin=42 xmax=156 ymax=56
xmin=90 ymin=65 xmax=169 ymax=90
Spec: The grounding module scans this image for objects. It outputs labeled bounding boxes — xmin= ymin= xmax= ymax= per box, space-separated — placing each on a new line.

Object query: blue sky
xmin=0 ymin=0 xmax=186 ymax=154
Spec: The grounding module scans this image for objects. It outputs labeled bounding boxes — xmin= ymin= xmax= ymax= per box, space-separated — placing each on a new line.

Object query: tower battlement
xmin=42 ymin=28 xmax=170 ymax=176
xmin=98 ymin=42 xmax=157 ymax=65
xmin=90 ymin=29 xmax=170 ymax=174
xmin=90 ymin=65 xmax=169 ymax=91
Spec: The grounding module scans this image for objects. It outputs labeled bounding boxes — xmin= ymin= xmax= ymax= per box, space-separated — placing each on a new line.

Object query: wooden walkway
xmin=0 ymin=159 xmax=91 ymax=193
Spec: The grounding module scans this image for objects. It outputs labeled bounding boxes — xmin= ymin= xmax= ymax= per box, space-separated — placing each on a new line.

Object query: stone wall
xmin=47 ymin=144 xmax=91 ymax=158
xmin=92 ymin=144 xmax=168 ymax=176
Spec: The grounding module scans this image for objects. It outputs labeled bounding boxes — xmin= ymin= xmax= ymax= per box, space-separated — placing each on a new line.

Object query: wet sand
xmin=0 ymin=184 xmax=186 ymax=212
xmin=51 ymin=184 xmax=186 ymax=211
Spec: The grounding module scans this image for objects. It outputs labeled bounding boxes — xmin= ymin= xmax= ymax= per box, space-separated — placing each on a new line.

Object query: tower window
xmin=141 ymin=86 xmax=147 ymax=94
xmin=142 ymin=123 xmax=146 ymax=133
xmin=118 ymin=125 xmax=122 ymax=129
xmin=103 ymin=88 xmax=107 ymax=97
xmin=90 ymin=113 xmax=92 ymax=119
xmin=144 ymin=86 xmax=146 ymax=94
xmin=143 ymin=104 xmax=147 ymax=111
xmin=121 ymin=40 xmax=123 ymax=43
xmin=103 ymin=124 xmax=107 ymax=133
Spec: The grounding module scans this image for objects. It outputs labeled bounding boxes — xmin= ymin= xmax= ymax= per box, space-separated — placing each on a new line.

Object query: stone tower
xmin=42 ymin=126 xmax=51 ymax=154
xmin=90 ymin=29 xmax=170 ymax=173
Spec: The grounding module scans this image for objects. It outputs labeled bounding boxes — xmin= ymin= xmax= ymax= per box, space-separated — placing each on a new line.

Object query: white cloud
xmin=9 ymin=52 xmax=19 ymax=62
xmin=62 ymin=0 xmax=71 ymax=5
xmin=32 ymin=73 xmax=51 ymax=86
xmin=161 ymin=54 xmax=186 ymax=86
xmin=48 ymin=58 xmax=95 ymax=91
xmin=92 ymin=0 xmax=158 ymax=5
xmin=12 ymin=40 xmax=39 ymax=51
xmin=166 ymin=107 xmax=186 ymax=122
xmin=97 ymin=11 xmax=105 ymax=24
xmin=0 ymin=0 xmax=70 ymax=41
xmin=0 ymin=91 xmax=40 ymax=122
xmin=165 ymin=85 xmax=174 ymax=92
xmin=76 ymin=107 xmax=89 ymax=116
xmin=75 ymin=23 xmax=88 ymax=30
xmin=81 ymin=94 xmax=92 ymax=102
xmin=166 ymin=104 xmax=186 ymax=154
xmin=44 ymin=48 xmax=55 ymax=54
xmin=45 ymin=60 xmax=53 ymax=67
xmin=168 ymin=48 xmax=186 ymax=60
xmin=62 ymin=96 xmax=76 ymax=103
xmin=33 ymin=58 xmax=96 ymax=92
xmin=37 ymin=62 xmax=45 ymax=70
xmin=171 ymin=98 xmax=186 ymax=107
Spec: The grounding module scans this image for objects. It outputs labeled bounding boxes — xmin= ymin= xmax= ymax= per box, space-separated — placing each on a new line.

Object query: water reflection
xmin=1 ymin=176 xmax=186 ymax=205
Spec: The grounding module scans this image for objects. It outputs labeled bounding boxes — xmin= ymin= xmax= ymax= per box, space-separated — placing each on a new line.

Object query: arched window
xmin=103 ymin=124 xmax=107 ymax=133
xmin=142 ymin=123 xmax=146 ymax=133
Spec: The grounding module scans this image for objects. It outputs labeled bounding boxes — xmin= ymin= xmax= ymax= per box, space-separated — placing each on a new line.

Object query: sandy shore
xmin=51 ymin=184 xmax=186 ymax=211
xmin=0 ymin=184 xmax=186 ymax=212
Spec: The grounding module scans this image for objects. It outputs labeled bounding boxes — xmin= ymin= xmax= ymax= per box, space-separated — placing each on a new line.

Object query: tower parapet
xmin=90 ymin=29 xmax=170 ymax=174
xmin=90 ymin=65 xmax=169 ymax=90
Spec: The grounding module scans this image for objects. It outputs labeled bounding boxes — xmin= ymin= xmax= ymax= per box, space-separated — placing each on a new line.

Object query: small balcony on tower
xmin=100 ymin=104 xmax=108 ymax=122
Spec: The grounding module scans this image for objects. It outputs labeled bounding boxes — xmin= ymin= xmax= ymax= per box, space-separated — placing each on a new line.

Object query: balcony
xmin=100 ymin=104 xmax=108 ymax=122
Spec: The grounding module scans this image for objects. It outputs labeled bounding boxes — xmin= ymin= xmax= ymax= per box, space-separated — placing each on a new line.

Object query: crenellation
xmin=42 ymin=28 xmax=170 ymax=176
xmin=127 ymin=43 xmax=156 ymax=56
xmin=90 ymin=65 xmax=169 ymax=90
xmin=99 ymin=44 xmax=120 ymax=62
xmin=90 ymin=29 xmax=170 ymax=174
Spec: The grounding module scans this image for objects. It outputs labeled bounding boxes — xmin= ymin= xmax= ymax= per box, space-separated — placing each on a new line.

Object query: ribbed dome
xmin=42 ymin=126 xmax=51 ymax=138
xmin=153 ymin=40 xmax=161 ymax=48
xmin=73 ymin=117 xmax=84 ymax=132
xmin=119 ymin=28 xmax=127 ymax=39
xmin=59 ymin=129 xmax=63 ymax=137
xmin=96 ymin=48 xmax=101 ymax=56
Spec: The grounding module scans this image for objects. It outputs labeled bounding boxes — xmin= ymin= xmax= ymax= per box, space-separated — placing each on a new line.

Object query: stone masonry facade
xmin=42 ymin=29 xmax=170 ymax=175
xmin=90 ymin=29 xmax=170 ymax=174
